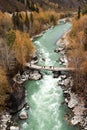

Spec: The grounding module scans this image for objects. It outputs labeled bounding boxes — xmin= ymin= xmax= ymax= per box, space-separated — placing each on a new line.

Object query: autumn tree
xmin=67 ymin=15 xmax=87 ymax=98
xmin=0 ymin=67 xmax=10 ymax=112
xmin=12 ymin=30 xmax=35 ymax=66
xmin=0 ymin=11 xmax=12 ymax=37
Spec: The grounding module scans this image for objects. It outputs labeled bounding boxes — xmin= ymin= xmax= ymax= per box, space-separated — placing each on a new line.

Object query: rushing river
xmin=19 ymin=23 xmax=78 ymax=130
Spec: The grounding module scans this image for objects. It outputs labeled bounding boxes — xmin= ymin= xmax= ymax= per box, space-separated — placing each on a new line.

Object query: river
xmin=19 ymin=23 xmax=78 ymax=130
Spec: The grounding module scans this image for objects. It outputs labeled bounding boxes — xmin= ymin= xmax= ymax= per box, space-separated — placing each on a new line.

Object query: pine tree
xmin=35 ymin=4 xmax=39 ymax=13
xmin=15 ymin=12 xmax=20 ymax=29
xmin=12 ymin=13 xmax=16 ymax=29
xmin=30 ymin=12 xmax=34 ymax=24
xmin=78 ymin=6 xmax=81 ymax=19
xmin=30 ymin=0 xmax=35 ymax=11
xmin=27 ymin=0 xmax=30 ymax=9
xmin=25 ymin=12 xmax=30 ymax=31
xmin=19 ymin=13 xmax=23 ymax=31
xmin=29 ymin=12 xmax=34 ymax=36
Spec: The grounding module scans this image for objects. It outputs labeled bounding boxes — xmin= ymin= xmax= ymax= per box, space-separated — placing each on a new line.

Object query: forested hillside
xmin=0 ymin=0 xmax=39 ymax=12
xmin=0 ymin=0 xmax=87 ymax=12
xmin=49 ymin=0 xmax=87 ymax=10
xmin=34 ymin=0 xmax=87 ymax=10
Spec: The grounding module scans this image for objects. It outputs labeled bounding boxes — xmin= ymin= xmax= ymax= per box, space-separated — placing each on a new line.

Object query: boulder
xmin=25 ymin=104 xmax=30 ymax=110
xmin=29 ymin=70 xmax=42 ymax=80
xmin=68 ymin=93 xmax=78 ymax=108
xmin=10 ymin=126 xmax=20 ymax=130
xmin=19 ymin=110 xmax=28 ymax=120
xmin=0 ymin=112 xmax=11 ymax=130
xmin=54 ymin=47 xmax=64 ymax=53
xmin=63 ymin=78 xmax=70 ymax=86
xmin=30 ymin=59 xmax=38 ymax=64
xmin=71 ymin=116 xmax=81 ymax=125
xmin=61 ymin=75 xmax=67 ymax=80
xmin=65 ymin=98 xmax=69 ymax=103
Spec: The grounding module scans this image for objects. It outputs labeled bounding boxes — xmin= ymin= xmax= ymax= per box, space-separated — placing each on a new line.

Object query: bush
xmin=82 ymin=6 xmax=87 ymax=15
xmin=6 ymin=30 xmax=16 ymax=48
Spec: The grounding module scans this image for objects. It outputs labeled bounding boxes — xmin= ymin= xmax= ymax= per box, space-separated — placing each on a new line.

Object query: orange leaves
xmin=0 ymin=11 xmax=12 ymax=32
xmin=70 ymin=15 xmax=87 ymax=38
xmin=69 ymin=15 xmax=87 ymax=49
xmin=0 ymin=67 xmax=9 ymax=89
xmin=12 ymin=30 xmax=35 ymax=65
xmin=81 ymin=60 xmax=87 ymax=73
xmin=68 ymin=15 xmax=87 ymax=75
xmin=0 ymin=67 xmax=10 ymax=111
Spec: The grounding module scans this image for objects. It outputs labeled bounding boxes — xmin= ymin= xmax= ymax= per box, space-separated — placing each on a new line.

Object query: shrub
xmin=6 ymin=30 xmax=16 ymax=48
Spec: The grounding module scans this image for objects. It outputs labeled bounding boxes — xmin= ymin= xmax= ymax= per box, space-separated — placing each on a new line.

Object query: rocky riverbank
xmin=56 ymin=32 xmax=87 ymax=130
xmin=13 ymin=69 xmax=42 ymax=84
xmin=0 ymin=111 xmax=21 ymax=130
xmin=58 ymin=73 xmax=87 ymax=129
xmin=0 ymin=61 xmax=43 ymax=130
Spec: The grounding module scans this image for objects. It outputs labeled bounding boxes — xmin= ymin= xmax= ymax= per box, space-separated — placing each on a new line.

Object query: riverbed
xmin=19 ymin=23 xmax=78 ymax=130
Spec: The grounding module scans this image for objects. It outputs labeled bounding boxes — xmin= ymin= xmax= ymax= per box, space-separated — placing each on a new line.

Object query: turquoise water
xmin=20 ymin=23 xmax=78 ymax=130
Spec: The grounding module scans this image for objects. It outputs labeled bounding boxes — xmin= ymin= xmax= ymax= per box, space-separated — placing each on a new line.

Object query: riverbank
xmin=56 ymin=32 xmax=87 ymax=130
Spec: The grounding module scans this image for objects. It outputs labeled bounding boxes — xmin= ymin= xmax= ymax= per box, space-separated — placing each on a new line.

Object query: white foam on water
xmin=34 ymin=40 xmax=52 ymax=66
xmin=22 ymin=122 xmax=28 ymax=128
xmin=34 ymin=41 xmax=41 ymax=45
xmin=30 ymin=75 xmax=63 ymax=130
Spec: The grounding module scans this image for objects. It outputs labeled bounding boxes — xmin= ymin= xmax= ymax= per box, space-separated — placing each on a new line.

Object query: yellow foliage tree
xmin=12 ymin=30 xmax=35 ymax=65
xmin=67 ymin=15 xmax=87 ymax=95
xmin=0 ymin=67 xmax=10 ymax=112
xmin=0 ymin=11 xmax=12 ymax=36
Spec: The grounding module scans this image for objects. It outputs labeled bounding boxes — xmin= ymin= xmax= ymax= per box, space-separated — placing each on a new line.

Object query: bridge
xmin=25 ymin=63 xmax=75 ymax=72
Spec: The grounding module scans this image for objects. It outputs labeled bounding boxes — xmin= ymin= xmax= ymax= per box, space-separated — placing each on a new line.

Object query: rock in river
xmin=68 ymin=93 xmax=79 ymax=108
xmin=29 ymin=70 xmax=42 ymax=80
xmin=19 ymin=110 xmax=28 ymax=120
xmin=10 ymin=126 xmax=20 ymax=130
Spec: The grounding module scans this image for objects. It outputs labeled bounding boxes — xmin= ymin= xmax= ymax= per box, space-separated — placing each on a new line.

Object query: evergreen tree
xmin=19 ymin=13 xmax=23 ymax=31
xmin=30 ymin=0 xmax=35 ymax=11
xmin=78 ymin=6 xmax=81 ymax=19
xmin=12 ymin=12 xmax=22 ymax=30
xmin=50 ymin=15 xmax=56 ymax=25
xmin=18 ymin=0 xmax=24 ymax=3
xmin=25 ymin=12 xmax=30 ymax=31
xmin=15 ymin=12 xmax=20 ymax=29
xmin=29 ymin=12 xmax=34 ymax=36
xmin=12 ymin=13 xmax=16 ymax=29
xmin=24 ymin=0 xmax=27 ymax=8
xmin=30 ymin=12 xmax=34 ymax=24
xmin=35 ymin=4 xmax=39 ymax=13
xmin=27 ymin=0 xmax=30 ymax=9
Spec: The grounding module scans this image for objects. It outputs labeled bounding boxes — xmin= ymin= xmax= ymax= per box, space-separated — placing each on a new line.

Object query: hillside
xmin=0 ymin=0 xmax=26 ymax=12
xmin=34 ymin=0 xmax=87 ymax=10
xmin=49 ymin=0 xmax=87 ymax=10
xmin=0 ymin=0 xmax=87 ymax=12
xmin=0 ymin=0 xmax=39 ymax=12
